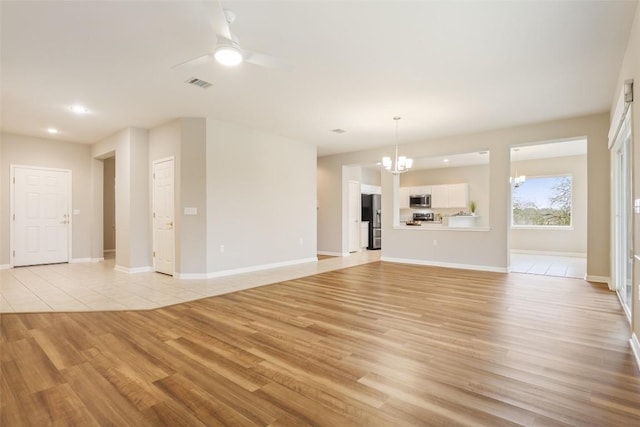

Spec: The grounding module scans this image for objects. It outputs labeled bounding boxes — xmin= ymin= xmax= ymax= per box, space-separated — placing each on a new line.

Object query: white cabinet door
xmin=399 ymin=187 xmax=411 ymax=209
xmin=430 ymin=185 xmax=448 ymax=208
xmin=360 ymin=221 xmax=369 ymax=248
xmin=448 ymin=183 xmax=469 ymax=208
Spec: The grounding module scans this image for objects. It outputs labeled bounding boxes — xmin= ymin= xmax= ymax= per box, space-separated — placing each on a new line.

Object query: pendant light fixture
xmin=510 ymin=148 xmax=526 ymax=188
xmin=382 ymin=116 xmax=413 ymax=174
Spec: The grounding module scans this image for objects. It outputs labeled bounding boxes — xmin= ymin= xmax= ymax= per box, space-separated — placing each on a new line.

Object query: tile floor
xmin=0 ymin=251 xmax=380 ymax=313
xmin=0 ymin=251 xmax=588 ymax=314
xmin=510 ymin=252 xmax=586 ymax=279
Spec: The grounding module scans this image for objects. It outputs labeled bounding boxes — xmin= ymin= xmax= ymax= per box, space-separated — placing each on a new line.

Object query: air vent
xmin=185 ymin=77 xmax=213 ymax=89
xmin=331 ymin=128 xmax=346 ymax=134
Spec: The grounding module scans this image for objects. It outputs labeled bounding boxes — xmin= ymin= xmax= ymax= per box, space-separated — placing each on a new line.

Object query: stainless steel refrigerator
xmin=361 ymin=194 xmax=381 ymax=250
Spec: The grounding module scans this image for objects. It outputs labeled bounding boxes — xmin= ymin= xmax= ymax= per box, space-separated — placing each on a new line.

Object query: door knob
xmin=168 ymin=221 xmax=173 ymax=227
xmin=60 ymin=220 xmax=68 ymax=224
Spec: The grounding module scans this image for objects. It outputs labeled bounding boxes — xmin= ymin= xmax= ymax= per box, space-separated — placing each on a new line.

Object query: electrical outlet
xmin=220 ymin=245 xmax=225 ymax=253
xmin=299 ymin=238 xmax=303 ymax=245
xmin=433 ymin=239 xmax=438 ymax=246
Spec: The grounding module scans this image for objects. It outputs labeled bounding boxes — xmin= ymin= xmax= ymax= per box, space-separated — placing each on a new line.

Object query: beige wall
xmin=318 ymin=113 xmax=610 ymax=277
xmin=510 ymin=154 xmax=587 ymax=255
xmin=149 ymin=118 xmax=208 ymax=276
xmin=612 ymin=4 xmax=640 ymax=348
xmin=206 ymin=118 xmax=317 ymax=272
xmin=103 ymin=157 xmax=116 ymax=251
xmin=92 ymin=127 xmax=151 ymax=271
xmin=0 ymin=133 xmax=93 ymax=264
xmin=361 ymin=166 xmax=381 ymax=186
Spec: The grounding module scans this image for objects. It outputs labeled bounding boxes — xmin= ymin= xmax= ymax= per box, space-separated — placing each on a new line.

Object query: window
xmin=512 ymin=175 xmax=572 ymax=227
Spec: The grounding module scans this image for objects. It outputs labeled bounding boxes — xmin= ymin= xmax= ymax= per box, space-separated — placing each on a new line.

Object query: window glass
xmin=512 ymin=175 xmax=572 ymax=226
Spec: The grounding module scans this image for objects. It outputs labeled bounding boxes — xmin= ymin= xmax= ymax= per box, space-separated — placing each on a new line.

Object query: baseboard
xmin=114 ymin=265 xmax=153 ymax=274
xmin=584 ymin=275 xmax=610 ymax=284
xmin=175 ymin=272 xmax=206 ymax=280
xmin=317 ymin=251 xmax=348 ymax=257
xmin=510 ymin=249 xmax=586 ymax=258
xmin=0 ymin=264 xmax=10 ymax=270
xmin=103 ymin=249 xmax=115 ymax=253
xmin=70 ymin=258 xmax=91 ymax=263
xmin=631 ymin=334 xmax=640 ymax=373
xmin=206 ymin=257 xmax=318 ymax=279
xmin=380 ymin=256 xmax=508 ymax=273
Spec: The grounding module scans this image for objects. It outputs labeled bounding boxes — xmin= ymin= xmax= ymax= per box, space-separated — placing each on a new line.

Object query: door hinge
xmin=153 ymin=173 xmax=155 ymax=179
xmin=13 ymin=177 xmax=15 ymax=184
xmin=153 ymin=212 xmax=156 ymax=218
xmin=13 ymin=250 xmax=15 ymax=257
xmin=13 ymin=214 xmax=15 ymax=220
xmin=153 ymin=251 xmax=155 ymax=257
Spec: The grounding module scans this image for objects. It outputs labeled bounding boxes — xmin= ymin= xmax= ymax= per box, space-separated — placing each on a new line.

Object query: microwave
xmin=409 ymin=194 xmax=431 ymax=208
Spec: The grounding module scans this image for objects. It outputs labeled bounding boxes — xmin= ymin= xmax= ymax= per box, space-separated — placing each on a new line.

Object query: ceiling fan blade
xmin=212 ymin=0 xmax=232 ymax=41
xmin=243 ymin=50 xmax=294 ymax=71
xmin=171 ymin=53 xmax=213 ymax=69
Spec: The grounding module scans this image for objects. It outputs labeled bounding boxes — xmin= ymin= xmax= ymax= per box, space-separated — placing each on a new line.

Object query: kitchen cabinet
xmin=399 ymin=186 xmax=432 ymax=209
xmin=399 ymin=187 xmax=411 ymax=209
xmin=430 ymin=183 xmax=469 ymax=208
xmin=360 ymin=221 xmax=369 ymax=248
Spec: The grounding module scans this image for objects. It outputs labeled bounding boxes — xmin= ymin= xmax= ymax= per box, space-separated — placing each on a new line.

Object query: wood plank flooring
xmin=1 ymin=262 xmax=639 ymax=426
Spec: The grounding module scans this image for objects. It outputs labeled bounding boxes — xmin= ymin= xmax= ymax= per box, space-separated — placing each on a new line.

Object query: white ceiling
xmin=1 ymin=1 xmax=636 ymax=156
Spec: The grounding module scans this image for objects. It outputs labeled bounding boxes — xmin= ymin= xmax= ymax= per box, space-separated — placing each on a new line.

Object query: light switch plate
xmin=184 ymin=207 xmax=198 ymax=216
xmin=634 ymin=199 xmax=640 ymax=214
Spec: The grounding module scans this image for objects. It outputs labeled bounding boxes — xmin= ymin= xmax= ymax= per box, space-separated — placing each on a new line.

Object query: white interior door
xmin=12 ymin=166 xmax=71 ymax=266
xmin=348 ymin=180 xmax=361 ymax=252
xmin=153 ymin=158 xmax=175 ymax=275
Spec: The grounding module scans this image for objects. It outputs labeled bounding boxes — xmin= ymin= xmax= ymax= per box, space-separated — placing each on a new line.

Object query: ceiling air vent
xmin=185 ymin=77 xmax=213 ymax=89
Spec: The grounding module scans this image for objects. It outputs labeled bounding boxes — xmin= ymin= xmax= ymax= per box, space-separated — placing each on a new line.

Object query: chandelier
xmin=510 ymin=148 xmax=526 ymax=188
xmin=382 ymin=116 xmax=413 ymax=174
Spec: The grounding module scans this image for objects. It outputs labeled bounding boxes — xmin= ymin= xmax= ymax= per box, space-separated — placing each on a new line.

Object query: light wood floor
xmin=2 ymin=262 xmax=639 ymax=426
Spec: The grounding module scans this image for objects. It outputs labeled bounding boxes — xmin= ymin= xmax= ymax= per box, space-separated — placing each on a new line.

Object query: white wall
xmin=318 ymin=113 xmax=610 ymax=277
xmin=206 ymin=118 xmax=317 ymax=273
xmin=510 ymin=154 xmax=587 ymax=255
xmin=0 ymin=132 xmax=93 ymax=265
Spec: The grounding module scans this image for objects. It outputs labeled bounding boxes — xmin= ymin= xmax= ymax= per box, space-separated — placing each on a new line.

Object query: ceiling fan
xmin=173 ymin=0 xmax=293 ymax=71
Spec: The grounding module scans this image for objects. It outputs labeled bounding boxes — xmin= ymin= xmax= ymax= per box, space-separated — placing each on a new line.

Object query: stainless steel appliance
xmin=413 ymin=212 xmax=434 ymax=222
xmin=409 ymin=194 xmax=431 ymax=208
xmin=361 ymin=194 xmax=381 ymax=250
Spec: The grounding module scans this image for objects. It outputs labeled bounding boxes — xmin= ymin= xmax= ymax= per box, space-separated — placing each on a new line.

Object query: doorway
xmin=348 ymin=180 xmax=361 ymax=253
xmin=11 ymin=165 xmax=71 ymax=267
xmin=508 ymin=139 xmax=588 ymax=279
xmin=611 ymin=108 xmax=633 ymax=318
xmin=152 ymin=157 xmax=175 ymax=275
xmin=103 ymin=157 xmax=116 ymax=259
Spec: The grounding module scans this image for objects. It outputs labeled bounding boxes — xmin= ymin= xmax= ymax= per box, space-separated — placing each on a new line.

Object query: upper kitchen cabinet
xmin=431 ymin=183 xmax=469 ymax=208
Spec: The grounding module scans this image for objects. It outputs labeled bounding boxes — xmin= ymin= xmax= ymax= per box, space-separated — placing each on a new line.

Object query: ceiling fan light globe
xmin=215 ymin=46 xmax=243 ymax=66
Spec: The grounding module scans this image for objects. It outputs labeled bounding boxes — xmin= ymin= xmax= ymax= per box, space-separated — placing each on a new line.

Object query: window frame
xmin=510 ymin=173 xmax=573 ymax=229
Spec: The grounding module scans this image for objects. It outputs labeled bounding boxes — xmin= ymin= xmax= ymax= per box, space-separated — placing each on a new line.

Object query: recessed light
xmin=70 ymin=104 xmax=89 ymax=115
xmin=443 ymin=159 xmax=450 ymax=163
xmin=47 ymin=128 xmax=59 ymax=134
